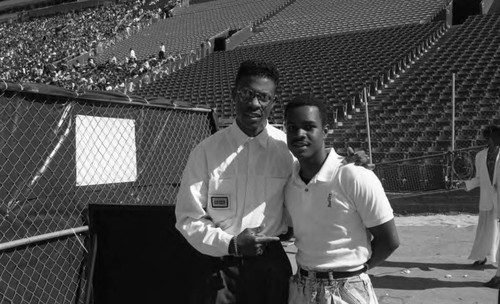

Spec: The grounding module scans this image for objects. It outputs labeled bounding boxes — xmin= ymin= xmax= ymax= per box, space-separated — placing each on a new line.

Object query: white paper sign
xmin=75 ymin=115 xmax=137 ymax=186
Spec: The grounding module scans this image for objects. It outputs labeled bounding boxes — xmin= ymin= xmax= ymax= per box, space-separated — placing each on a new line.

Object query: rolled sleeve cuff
xmin=219 ymin=231 xmax=234 ymax=256
xmin=365 ymin=214 xmax=394 ymax=229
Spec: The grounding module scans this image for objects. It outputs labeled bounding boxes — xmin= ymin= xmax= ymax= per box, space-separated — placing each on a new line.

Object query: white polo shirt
xmin=285 ymin=149 xmax=394 ymax=271
xmin=175 ymin=122 xmax=293 ymax=257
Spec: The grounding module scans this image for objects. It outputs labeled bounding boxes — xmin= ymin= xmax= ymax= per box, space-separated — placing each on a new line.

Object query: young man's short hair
xmin=482 ymin=125 xmax=500 ymax=139
xmin=284 ymin=94 xmax=328 ymax=127
xmin=234 ymin=60 xmax=280 ymax=88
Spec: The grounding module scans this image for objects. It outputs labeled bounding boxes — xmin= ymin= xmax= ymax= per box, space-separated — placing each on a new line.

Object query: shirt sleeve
xmin=175 ymin=144 xmax=233 ymax=257
xmin=465 ymin=152 xmax=481 ymax=191
xmin=340 ymin=164 xmax=394 ymax=228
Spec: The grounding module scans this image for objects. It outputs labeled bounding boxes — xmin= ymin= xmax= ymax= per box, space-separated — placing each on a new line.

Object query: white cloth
xmin=468 ymin=210 xmax=499 ymax=263
xmin=285 ymin=148 xmax=394 ymax=271
xmin=175 ymin=122 xmax=293 ymax=257
xmin=465 ymin=148 xmax=500 ymax=262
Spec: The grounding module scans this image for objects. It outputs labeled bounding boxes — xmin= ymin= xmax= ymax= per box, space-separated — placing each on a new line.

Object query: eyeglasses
xmin=235 ymin=87 xmax=275 ymax=105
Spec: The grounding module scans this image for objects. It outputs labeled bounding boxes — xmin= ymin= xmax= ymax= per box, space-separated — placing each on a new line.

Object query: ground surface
xmin=284 ymin=214 xmax=499 ymax=304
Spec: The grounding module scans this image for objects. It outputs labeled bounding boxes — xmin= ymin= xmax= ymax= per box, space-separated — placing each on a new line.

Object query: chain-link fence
xmin=373 ymin=146 xmax=484 ymax=193
xmin=0 ymin=82 xmax=217 ymax=303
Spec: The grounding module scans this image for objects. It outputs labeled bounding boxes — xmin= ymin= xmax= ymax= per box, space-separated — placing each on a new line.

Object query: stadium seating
xmin=241 ymin=0 xmax=448 ymax=46
xmin=96 ymin=0 xmax=289 ymax=64
xmin=334 ymin=13 xmax=500 ymax=161
xmin=137 ymin=22 xmax=447 ymax=126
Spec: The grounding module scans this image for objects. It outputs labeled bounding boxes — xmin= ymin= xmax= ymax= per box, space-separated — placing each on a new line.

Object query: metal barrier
xmin=373 ymin=146 xmax=483 ymax=193
xmin=0 ymin=82 xmax=218 ymax=303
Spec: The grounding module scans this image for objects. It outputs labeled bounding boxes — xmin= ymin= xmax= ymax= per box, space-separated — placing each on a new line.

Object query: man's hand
xmin=345 ymin=147 xmax=375 ymax=170
xmin=236 ymin=225 xmax=280 ymax=257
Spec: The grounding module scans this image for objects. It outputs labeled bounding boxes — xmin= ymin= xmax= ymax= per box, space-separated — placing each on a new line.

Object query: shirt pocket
xmin=207 ymin=178 xmax=236 ymax=228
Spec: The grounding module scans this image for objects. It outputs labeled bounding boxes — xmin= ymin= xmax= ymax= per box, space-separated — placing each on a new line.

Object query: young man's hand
xmin=345 ymin=147 xmax=375 ymax=170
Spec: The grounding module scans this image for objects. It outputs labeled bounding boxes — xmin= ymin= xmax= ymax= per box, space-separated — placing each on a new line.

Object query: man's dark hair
xmin=483 ymin=125 xmax=500 ymax=139
xmin=234 ymin=59 xmax=280 ymax=88
xmin=284 ymin=94 xmax=328 ymax=127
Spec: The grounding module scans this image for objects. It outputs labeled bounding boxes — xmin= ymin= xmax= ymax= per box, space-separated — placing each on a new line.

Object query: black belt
xmin=299 ymin=265 xmax=367 ymax=279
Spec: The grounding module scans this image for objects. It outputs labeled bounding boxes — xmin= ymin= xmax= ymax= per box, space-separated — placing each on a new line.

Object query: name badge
xmin=211 ymin=196 xmax=229 ymax=209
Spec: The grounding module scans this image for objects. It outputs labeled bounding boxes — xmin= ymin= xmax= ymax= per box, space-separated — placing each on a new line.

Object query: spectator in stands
xmin=175 ymin=59 xmax=294 ymax=304
xmin=458 ymin=125 xmax=500 ymax=287
xmin=159 ymin=42 xmax=166 ymax=60
xmin=284 ymin=94 xmax=399 ymax=304
xmin=205 ymin=38 xmax=212 ymax=55
xmin=129 ymin=48 xmax=137 ymax=62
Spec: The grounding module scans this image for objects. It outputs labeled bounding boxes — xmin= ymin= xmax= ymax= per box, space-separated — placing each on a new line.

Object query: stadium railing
xmin=373 ymin=146 xmax=484 ymax=193
xmin=0 ymin=81 xmax=218 ymax=304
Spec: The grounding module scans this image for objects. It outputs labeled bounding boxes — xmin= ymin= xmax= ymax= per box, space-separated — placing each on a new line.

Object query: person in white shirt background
xmin=129 ymin=48 xmax=137 ymax=62
xmin=284 ymin=94 xmax=400 ymax=304
xmin=458 ymin=125 xmax=500 ymax=288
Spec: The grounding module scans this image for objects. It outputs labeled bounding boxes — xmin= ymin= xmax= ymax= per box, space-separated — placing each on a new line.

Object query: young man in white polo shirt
xmin=284 ymin=94 xmax=400 ymax=304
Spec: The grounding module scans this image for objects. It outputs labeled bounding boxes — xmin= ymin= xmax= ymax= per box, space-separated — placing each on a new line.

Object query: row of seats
xmin=96 ymin=0 xmax=288 ymax=64
xmin=137 ymin=21 xmax=446 ymax=124
xmin=241 ymin=0 xmax=448 ymax=46
xmin=328 ymin=13 xmax=500 ymax=162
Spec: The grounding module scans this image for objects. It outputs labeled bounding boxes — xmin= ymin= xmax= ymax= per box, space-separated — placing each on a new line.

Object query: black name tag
xmin=211 ymin=196 xmax=229 ymax=209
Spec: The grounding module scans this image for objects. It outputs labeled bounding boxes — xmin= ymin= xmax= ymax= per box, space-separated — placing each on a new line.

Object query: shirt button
xmin=305 ymin=188 xmax=309 ymax=192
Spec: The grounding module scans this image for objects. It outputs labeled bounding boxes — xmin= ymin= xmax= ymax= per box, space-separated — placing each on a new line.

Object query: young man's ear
xmin=231 ymin=87 xmax=237 ymax=101
xmin=323 ymin=124 xmax=329 ymax=138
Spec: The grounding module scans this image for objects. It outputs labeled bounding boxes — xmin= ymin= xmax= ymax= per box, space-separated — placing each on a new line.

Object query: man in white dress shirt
xmin=175 ymin=60 xmax=293 ymax=304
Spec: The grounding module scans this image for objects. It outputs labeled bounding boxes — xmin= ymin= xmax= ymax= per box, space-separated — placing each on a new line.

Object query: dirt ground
xmin=284 ymin=214 xmax=499 ymax=304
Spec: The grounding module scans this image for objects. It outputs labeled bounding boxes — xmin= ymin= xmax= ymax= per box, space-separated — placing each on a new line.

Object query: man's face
xmin=286 ymin=105 xmax=327 ymax=162
xmin=233 ymin=75 xmax=276 ymax=137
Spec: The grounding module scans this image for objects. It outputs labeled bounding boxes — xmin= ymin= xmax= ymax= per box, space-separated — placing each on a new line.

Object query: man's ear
xmin=323 ymin=124 xmax=329 ymax=138
xmin=231 ymin=87 xmax=237 ymax=101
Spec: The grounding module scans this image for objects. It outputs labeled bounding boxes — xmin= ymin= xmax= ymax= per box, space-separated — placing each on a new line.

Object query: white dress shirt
xmin=175 ymin=122 xmax=293 ymax=257
xmin=285 ymin=149 xmax=394 ymax=271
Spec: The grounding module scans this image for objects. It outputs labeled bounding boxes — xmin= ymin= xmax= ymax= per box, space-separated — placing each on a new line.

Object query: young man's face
xmin=286 ymin=105 xmax=327 ymax=162
xmin=233 ymin=75 xmax=276 ymax=137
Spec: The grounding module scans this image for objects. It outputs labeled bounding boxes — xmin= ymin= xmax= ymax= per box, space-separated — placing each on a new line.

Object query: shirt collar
xmin=292 ymin=148 xmax=344 ymax=184
xmin=229 ymin=120 xmax=270 ymax=149
xmin=316 ymin=148 xmax=344 ymax=182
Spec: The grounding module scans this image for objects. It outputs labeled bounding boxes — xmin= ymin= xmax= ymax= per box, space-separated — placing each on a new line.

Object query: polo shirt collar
xmin=292 ymin=148 xmax=344 ymax=185
xmin=229 ymin=120 xmax=269 ymax=149
xmin=316 ymin=148 xmax=344 ymax=182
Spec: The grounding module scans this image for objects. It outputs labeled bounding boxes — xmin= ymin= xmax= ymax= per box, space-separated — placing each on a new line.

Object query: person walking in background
xmin=284 ymin=95 xmax=399 ymax=303
xmin=458 ymin=125 xmax=500 ymax=287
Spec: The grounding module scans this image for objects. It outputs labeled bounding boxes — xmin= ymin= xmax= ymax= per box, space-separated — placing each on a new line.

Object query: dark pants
xmin=192 ymin=242 xmax=292 ymax=304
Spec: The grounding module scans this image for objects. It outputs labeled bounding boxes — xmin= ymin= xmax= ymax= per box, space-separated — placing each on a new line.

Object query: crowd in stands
xmin=0 ymin=0 xmax=181 ymax=93
xmin=32 ymin=51 xmax=195 ymax=93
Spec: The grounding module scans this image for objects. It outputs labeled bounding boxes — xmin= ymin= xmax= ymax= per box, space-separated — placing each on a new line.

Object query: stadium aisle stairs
xmin=327 ymin=26 xmax=459 ymax=162
xmin=330 ymin=13 xmax=500 ymax=163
